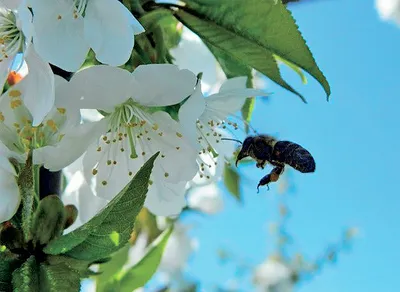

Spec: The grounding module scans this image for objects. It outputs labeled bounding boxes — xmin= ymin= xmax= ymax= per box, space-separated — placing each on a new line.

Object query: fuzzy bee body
xmin=231 ymin=135 xmax=315 ymax=191
xmin=272 ymin=141 xmax=316 ymax=173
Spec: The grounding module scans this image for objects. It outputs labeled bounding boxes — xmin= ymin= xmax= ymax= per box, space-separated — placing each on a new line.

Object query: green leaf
xmin=0 ymin=252 xmax=21 ymax=292
xmin=12 ymin=256 xmax=39 ymax=292
xmin=176 ymin=0 xmax=330 ymax=100
xmin=241 ymin=97 xmax=256 ymax=134
xmin=275 ymin=55 xmax=307 ymax=85
xmin=139 ymin=9 xmax=174 ymax=31
xmin=17 ymin=153 xmax=37 ymax=241
xmin=96 ymin=244 xmax=130 ymax=292
xmin=39 ymin=255 xmax=91 ymax=292
xmin=44 ymin=153 xmax=160 ymax=261
xmin=115 ymin=227 xmax=173 ymax=292
xmin=223 ymin=163 xmax=241 ymax=201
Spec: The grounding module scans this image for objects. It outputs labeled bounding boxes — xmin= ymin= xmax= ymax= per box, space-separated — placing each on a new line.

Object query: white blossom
xmin=376 ymin=0 xmax=400 ymax=24
xmin=187 ymin=183 xmax=223 ymax=214
xmin=170 ymin=27 xmax=225 ymax=93
xmin=30 ymin=0 xmax=145 ymax=72
xmin=0 ymin=141 xmax=22 ymax=223
xmin=41 ymin=64 xmax=199 ymax=216
xmin=0 ymin=70 xmax=79 ymax=163
xmin=158 ymin=224 xmax=197 ymax=283
xmin=179 ymin=77 xmax=266 ymax=184
xmin=253 ymin=258 xmax=294 ymax=292
xmin=0 ymin=0 xmax=55 ymax=116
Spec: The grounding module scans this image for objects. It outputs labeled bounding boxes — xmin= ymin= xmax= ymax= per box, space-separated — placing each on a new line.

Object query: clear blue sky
xmin=180 ymin=1 xmax=400 ymax=291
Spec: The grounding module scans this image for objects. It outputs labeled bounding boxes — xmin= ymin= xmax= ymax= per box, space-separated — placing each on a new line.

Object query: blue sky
xmin=181 ymin=1 xmax=400 ymax=291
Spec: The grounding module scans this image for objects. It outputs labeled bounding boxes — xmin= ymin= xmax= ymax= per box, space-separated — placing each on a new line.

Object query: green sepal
xmin=43 ymin=153 xmax=160 ymax=262
xmin=0 ymin=251 xmax=22 ymax=292
xmin=39 ymin=255 xmax=92 ymax=292
xmin=12 ymin=256 xmax=39 ymax=292
xmin=63 ymin=205 xmax=78 ymax=230
xmin=31 ymin=195 xmax=66 ymax=247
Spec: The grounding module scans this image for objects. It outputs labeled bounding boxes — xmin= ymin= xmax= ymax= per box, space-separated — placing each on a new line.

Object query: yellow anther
xmin=107 ymin=160 xmax=112 ymax=165
xmin=92 ymin=169 xmax=98 ymax=175
xmin=101 ymin=180 xmax=107 ymax=186
xmin=0 ymin=112 xmax=4 ymax=122
xmin=8 ymin=89 xmax=21 ymax=98
xmin=164 ymin=172 xmax=169 ymax=178
xmin=13 ymin=122 xmax=19 ymax=128
xmin=10 ymin=99 xmax=22 ymax=109
xmin=176 ymin=132 xmax=183 ymax=138
xmin=57 ymin=15 xmax=62 ymax=20
xmin=152 ymin=124 xmax=159 ymax=131
xmin=128 ymin=171 xmax=133 ymax=176
xmin=97 ymin=147 xmax=102 ymax=152
xmin=46 ymin=119 xmax=57 ymax=131
xmin=57 ymin=108 xmax=66 ymax=114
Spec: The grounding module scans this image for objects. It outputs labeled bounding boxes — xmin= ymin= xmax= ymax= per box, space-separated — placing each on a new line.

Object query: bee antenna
xmin=221 ymin=138 xmax=243 ymax=145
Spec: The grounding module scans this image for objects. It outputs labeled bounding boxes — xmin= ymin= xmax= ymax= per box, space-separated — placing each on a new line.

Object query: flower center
xmin=0 ymin=8 xmax=24 ymax=61
xmin=0 ymin=89 xmax=67 ymax=153
xmin=72 ymin=0 xmax=88 ymax=18
xmin=106 ymin=99 xmax=150 ymax=159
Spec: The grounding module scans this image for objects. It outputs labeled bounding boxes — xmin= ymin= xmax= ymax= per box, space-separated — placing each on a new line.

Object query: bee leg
xmin=257 ymin=165 xmax=285 ymax=192
xmin=256 ymin=160 xmax=266 ymax=169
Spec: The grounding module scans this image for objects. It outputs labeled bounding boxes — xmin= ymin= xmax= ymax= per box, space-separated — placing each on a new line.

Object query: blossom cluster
xmin=0 ymin=2 xmax=265 ymax=223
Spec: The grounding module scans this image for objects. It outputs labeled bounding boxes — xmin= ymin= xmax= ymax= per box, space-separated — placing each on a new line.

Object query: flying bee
xmin=222 ymin=135 xmax=316 ymax=192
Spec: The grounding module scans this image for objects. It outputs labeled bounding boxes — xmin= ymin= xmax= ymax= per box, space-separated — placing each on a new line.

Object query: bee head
xmin=236 ymin=136 xmax=254 ymax=166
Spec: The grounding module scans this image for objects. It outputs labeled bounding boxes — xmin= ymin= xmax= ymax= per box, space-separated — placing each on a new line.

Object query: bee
xmin=222 ymin=135 xmax=315 ymax=192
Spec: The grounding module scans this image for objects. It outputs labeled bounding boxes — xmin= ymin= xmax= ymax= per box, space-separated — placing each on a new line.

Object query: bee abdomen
xmin=272 ymin=141 xmax=315 ymax=173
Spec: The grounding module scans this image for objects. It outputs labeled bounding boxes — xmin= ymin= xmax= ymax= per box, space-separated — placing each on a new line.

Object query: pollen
xmin=46 ymin=119 xmax=57 ymax=131
xmin=10 ymin=99 xmax=22 ymax=109
xmin=57 ymin=108 xmax=66 ymax=114
xmin=8 ymin=90 xmax=21 ymax=98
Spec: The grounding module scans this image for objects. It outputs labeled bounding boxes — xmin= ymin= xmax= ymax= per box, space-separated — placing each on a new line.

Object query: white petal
xmin=20 ymin=46 xmax=55 ymax=126
xmin=187 ymin=183 xmax=223 ymax=214
xmin=18 ymin=0 xmax=33 ymax=43
xmin=30 ymin=0 xmax=89 ymax=71
xmin=0 ymin=0 xmax=21 ymax=10
xmin=219 ymin=76 xmax=248 ymax=92
xmin=376 ymin=0 xmax=400 ymax=23
xmin=144 ymin=181 xmax=187 ymax=216
xmin=68 ymin=65 xmax=132 ymax=111
xmin=0 ymin=165 xmax=20 ymax=223
xmin=170 ymin=27 xmax=223 ymax=93
xmin=34 ymin=119 xmax=108 ymax=171
xmin=84 ymin=0 xmax=136 ymax=66
xmin=151 ymin=111 xmax=198 ymax=182
xmin=131 ymin=64 xmax=197 ymax=106
xmin=206 ymin=88 xmax=266 ymax=120
xmin=178 ymin=84 xmax=205 ymax=148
